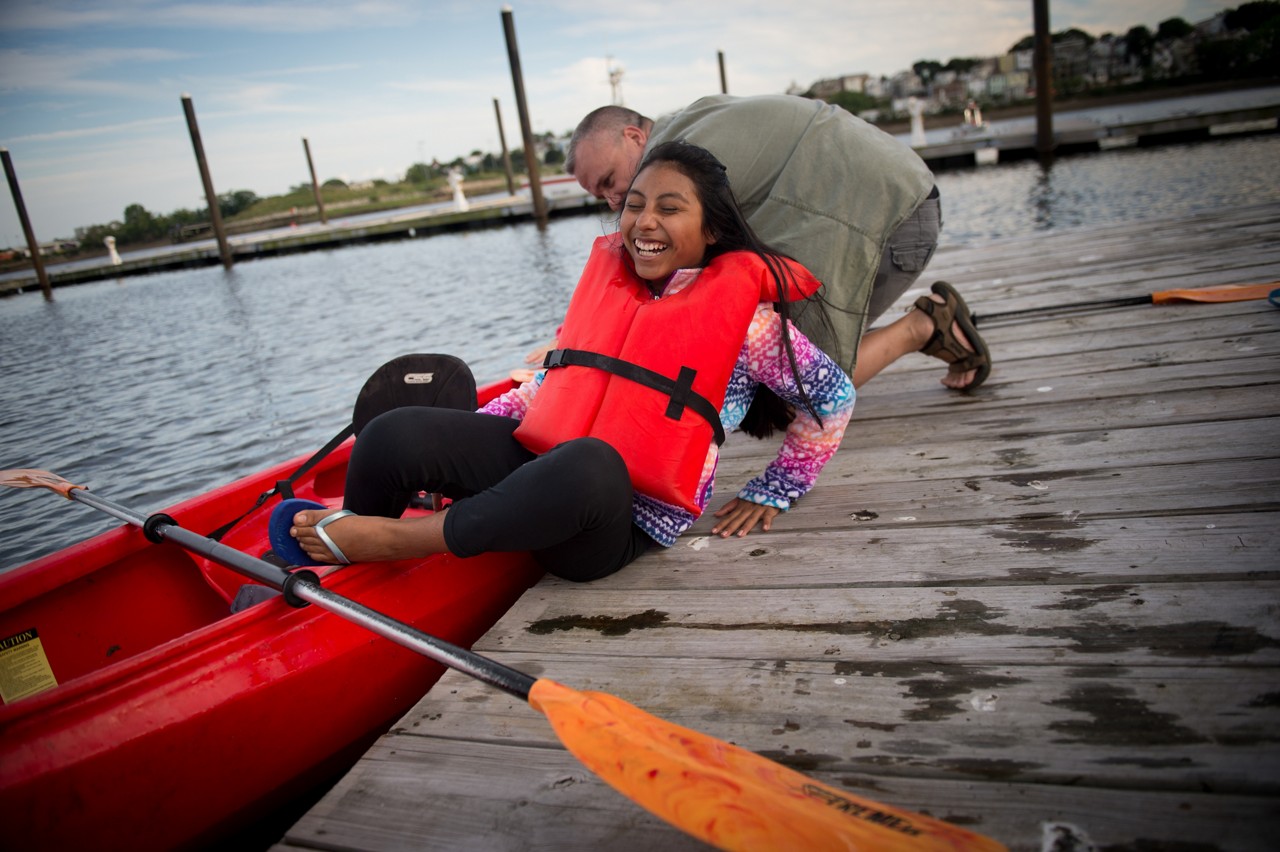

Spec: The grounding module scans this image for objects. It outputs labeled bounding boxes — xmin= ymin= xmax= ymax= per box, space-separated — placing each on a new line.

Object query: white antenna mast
xmin=607 ymin=55 xmax=625 ymax=106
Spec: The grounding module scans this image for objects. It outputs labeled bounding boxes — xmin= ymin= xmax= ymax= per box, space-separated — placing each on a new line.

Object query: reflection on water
xmin=1 ymin=134 xmax=1278 ymax=570
xmin=935 ymin=134 xmax=1280 ymax=245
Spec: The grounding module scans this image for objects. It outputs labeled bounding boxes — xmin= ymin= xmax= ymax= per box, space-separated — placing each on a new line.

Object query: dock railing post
xmin=500 ymin=6 xmax=548 ymax=229
xmin=180 ymin=94 xmax=234 ymax=270
xmin=302 ymin=138 xmax=328 ymax=225
xmin=493 ymin=98 xmax=517 ymax=196
xmin=1 ymin=148 xmax=54 ymax=301
xmin=1033 ymin=0 xmax=1055 ymax=160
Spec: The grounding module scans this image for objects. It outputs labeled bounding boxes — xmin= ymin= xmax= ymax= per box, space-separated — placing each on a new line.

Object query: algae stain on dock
xmin=527 ymin=608 xmax=670 ymax=636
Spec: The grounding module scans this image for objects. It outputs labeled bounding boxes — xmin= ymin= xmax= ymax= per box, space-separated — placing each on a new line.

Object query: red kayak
xmin=0 ymin=379 xmax=541 ymax=851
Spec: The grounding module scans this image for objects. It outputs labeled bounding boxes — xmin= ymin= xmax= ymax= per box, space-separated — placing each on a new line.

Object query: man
xmin=566 ymin=94 xmax=988 ymax=391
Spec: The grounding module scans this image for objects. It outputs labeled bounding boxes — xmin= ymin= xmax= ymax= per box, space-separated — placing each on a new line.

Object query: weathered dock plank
xmin=473 ymin=582 xmax=1280 ymax=668
xmin=282 ymin=735 xmax=1279 ymax=852
xmin=276 ymin=203 xmax=1280 ymax=851
xmin=384 ymin=656 xmax=1278 ymax=793
xmin=587 ymin=514 xmax=1278 ymax=588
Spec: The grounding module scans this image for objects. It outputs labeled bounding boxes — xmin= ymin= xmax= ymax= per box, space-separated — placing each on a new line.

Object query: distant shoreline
xmin=8 ymin=78 xmax=1276 ymax=276
xmin=872 ymin=77 xmax=1278 ymax=134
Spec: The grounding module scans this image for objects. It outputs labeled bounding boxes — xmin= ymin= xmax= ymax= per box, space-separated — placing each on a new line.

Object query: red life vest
xmin=514 ymin=234 xmax=820 ymax=514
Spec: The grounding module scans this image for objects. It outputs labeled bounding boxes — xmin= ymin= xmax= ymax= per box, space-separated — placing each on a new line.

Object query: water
xmin=934 ymin=133 xmax=1280 ymax=243
xmin=1 ymin=215 xmax=611 ymax=569
xmin=3 ymin=133 xmax=1279 ymax=570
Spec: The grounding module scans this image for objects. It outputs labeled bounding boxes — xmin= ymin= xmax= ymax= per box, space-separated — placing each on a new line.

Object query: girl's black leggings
xmin=343 ymin=406 xmax=651 ymax=582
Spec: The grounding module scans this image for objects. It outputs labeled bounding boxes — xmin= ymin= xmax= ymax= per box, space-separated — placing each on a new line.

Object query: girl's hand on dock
xmin=711 ymin=498 xmax=779 ymax=538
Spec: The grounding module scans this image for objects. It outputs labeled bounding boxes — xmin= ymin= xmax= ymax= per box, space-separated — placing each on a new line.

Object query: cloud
xmin=0 ymin=47 xmax=190 ymax=97
xmin=0 ymin=0 xmax=424 ymax=34
xmin=4 ymin=114 xmax=180 ymax=144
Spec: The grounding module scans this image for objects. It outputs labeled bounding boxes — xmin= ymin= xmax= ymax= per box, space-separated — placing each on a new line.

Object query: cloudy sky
xmin=0 ymin=0 xmax=1235 ymax=243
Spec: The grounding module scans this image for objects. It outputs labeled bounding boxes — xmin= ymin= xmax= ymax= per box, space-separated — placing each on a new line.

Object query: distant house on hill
xmin=810 ymin=73 xmax=873 ymax=99
xmin=18 ymin=239 xmax=80 ymax=258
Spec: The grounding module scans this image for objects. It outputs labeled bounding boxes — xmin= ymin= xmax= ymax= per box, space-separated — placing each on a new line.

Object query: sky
xmin=0 ymin=0 xmax=1238 ymax=244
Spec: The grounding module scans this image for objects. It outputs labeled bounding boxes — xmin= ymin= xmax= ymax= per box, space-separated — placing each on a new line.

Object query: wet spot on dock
xmin=845 ymin=719 xmax=901 ymax=732
xmin=935 ymin=757 xmax=1042 ymax=780
xmin=994 ymin=448 xmax=1035 ymax=468
xmin=1036 ymin=584 xmax=1136 ymax=611
xmin=1048 ymin=683 xmax=1208 ymax=746
xmin=1246 ymin=692 xmax=1280 ymax=707
xmin=756 ymin=750 xmax=841 ymax=772
xmin=899 ymin=669 xmax=1027 ymax=722
xmin=1060 ymin=432 xmax=1110 ymax=445
xmin=988 ymin=511 xmax=1100 ymax=550
xmin=1028 ymin=620 xmax=1279 ymax=657
xmin=526 ymin=608 xmax=668 ymax=636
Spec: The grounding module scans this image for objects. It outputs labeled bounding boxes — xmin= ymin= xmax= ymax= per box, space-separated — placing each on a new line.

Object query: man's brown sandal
xmin=914 ymin=281 xmax=992 ymax=391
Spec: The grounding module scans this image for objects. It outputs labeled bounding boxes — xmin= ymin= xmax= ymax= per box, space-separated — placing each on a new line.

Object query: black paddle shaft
xmin=68 ymin=488 xmax=537 ymax=700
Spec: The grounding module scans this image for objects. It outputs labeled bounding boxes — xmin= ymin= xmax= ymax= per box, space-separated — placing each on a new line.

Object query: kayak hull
xmin=0 ymin=381 xmax=540 ymax=850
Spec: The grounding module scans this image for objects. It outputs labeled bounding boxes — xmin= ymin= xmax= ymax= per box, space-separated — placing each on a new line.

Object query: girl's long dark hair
xmin=629 ymin=140 xmax=821 ymax=438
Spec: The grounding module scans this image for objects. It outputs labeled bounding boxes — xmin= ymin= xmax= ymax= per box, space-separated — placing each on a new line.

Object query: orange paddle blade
xmin=529 ymin=679 xmax=1005 ymax=852
xmin=0 ymin=468 xmax=85 ymax=499
xmin=1151 ymin=281 xmax=1278 ymax=304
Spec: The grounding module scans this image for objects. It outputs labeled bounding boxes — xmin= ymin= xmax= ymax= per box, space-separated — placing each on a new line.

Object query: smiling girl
xmin=287 ymin=141 xmax=854 ymax=582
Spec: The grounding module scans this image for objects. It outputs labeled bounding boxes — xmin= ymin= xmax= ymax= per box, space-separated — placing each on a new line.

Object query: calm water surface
xmin=3 ymin=134 xmax=1278 ymax=569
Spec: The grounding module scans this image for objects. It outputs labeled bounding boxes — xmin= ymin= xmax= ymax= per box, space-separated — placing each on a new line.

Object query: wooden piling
xmin=180 ymin=94 xmax=234 ymax=269
xmin=1033 ymin=0 xmax=1055 ymax=158
xmin=493 ymin=99 xmax=517 ymax=196
xmin=500 ymin=7 xmax=547 ymax=229
xmin=0 ymin=148 xmax=53 ymax=301
xmin=718 ymin=50 xmax=728 ymax=94
xmin=302 ymin=138 xmax=328 ymax=225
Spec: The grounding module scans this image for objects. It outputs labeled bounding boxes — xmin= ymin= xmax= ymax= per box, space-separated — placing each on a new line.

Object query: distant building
xmin=810 ymin=73 xmax=873 ymax=100
xmin=18 ymin=239 xmax=80 ymax=258
xmin=1053 ymin=33 xmax=1092 ymax=82
xmin=794 ymin=8 xmax=1235 ymax=122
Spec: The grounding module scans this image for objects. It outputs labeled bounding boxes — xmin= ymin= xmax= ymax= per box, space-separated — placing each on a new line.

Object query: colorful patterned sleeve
xmin=479 ymin=372 xmax=542 ymax=420
xmin=735 ymin=306 xmax=855 ymax=510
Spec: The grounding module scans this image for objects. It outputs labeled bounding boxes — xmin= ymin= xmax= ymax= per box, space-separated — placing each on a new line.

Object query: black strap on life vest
xmin=542 ymin=348 xmax=727 ymax=446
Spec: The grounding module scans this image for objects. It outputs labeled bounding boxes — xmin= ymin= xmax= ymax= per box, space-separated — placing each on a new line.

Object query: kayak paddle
xmin=3 ymin=467 xmax=1005 ymax=852
xmin=970 ymin=280 xmax=1278 ymax=325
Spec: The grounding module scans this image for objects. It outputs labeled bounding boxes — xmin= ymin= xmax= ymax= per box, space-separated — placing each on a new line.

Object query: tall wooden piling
xmin=493 ymin=98 xmax=517 ymax=196
xmin=302 ymin=138 xmax=328 ymax=225
xmin=1 ymin=148 xmax=53 ymax=301
xmin=500 ymin=7 xmax=547 ymax=229
xmin=1033 ymin=0 xmax=1055 ymax=158
xmin=180 ymin=94 xmax=234 ymax=269
xmin=718 ymin=51 xmax=728 ymax=94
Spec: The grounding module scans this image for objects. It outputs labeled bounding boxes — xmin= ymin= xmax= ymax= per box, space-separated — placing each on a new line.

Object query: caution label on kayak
xmin=0 ymin=628 xmax=58 ymax=704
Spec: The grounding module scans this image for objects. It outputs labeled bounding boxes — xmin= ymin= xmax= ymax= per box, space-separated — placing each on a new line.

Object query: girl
xmin=287 ymin=141 xmax=854 ymax=582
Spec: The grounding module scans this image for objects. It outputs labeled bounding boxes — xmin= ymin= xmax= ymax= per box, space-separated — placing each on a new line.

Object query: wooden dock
xmin=0 ymin=183 xmax=601 ymax=295
xmin=911 ymin=95 xmax=1279 ymax=169
xmin=273 ymin=203 xmax=1280 ymax=851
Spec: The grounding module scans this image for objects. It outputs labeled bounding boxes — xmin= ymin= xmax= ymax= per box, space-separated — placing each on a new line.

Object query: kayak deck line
xmin=281 ymin=202 xmax=1280 ymax=850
